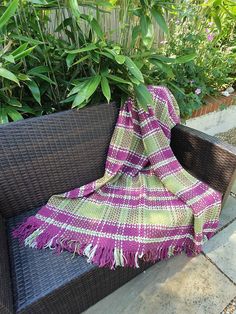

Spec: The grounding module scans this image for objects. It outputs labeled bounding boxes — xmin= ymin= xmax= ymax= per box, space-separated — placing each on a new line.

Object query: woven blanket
xmin=13 ymin=86 xmax=222 ymax=269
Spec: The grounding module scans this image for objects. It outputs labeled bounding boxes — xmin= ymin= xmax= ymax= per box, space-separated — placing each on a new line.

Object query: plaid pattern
xmin=13 ymin=86 xmax=222 ymax=269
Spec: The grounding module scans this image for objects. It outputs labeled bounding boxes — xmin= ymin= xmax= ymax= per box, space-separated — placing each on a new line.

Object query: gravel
xmin=215 ymin=127 xmax=236 ymax=146
xmin=222 ymin=296 xmax=236 ymax=314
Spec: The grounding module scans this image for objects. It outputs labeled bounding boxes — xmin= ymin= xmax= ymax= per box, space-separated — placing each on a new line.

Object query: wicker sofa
xmin=0 ymin=102 xmax=236 ymax=314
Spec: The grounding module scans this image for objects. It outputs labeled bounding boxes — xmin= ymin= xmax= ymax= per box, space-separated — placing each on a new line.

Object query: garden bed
xmin=191 ymin=93 xmax=236 ymax=118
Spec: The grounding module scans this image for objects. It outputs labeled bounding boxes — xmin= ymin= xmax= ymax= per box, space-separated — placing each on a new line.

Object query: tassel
xmin=87 ymin=245 xmax=97 ymax=263
xmin=83 ymin=244 xmax=93 ymax=257
xmin=24 ymin=229 xmax=43 ymax=248
xmin=135 ymin=252 xmax=140 ymax=268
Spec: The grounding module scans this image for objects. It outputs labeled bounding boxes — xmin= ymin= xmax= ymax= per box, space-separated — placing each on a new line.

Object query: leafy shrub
xmin=0 ymin=0 xmax=235 ymax=123
xmin=156 ymin=1 xmax=236 ymax=117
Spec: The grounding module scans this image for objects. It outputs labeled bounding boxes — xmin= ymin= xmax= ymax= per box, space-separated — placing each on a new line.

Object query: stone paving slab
xmin=219 ymin=196 xmax=236 ymax=230
xmin=203 ymin=220 xmax=236 ymax=284
xmin=85 ymin=254 xmax=236 ymax=314
xmin=232 ymin=180 xmax=236 ymax=194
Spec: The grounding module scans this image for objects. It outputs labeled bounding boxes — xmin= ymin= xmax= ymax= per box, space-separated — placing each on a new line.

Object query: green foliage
xmin=0 ymin=0 xmax=19 ymax=29
xmin=0 ymin=0 xmax=178 ymax=122
xmin=0 ymin=0 xmax=235 ymax=123
xmin=154 ymin=0 xmax=236 ymax=118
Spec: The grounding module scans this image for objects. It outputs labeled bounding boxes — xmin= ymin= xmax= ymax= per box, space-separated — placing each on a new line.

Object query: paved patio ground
xmin=84 ymin=129 xmax=236 ymax=314
xmin=216 ymin=127 xmax=236 ymax=146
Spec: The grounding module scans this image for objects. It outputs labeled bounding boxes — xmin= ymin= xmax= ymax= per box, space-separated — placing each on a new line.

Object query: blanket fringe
xmin=12 ymin=220 xmax=214 ymax=269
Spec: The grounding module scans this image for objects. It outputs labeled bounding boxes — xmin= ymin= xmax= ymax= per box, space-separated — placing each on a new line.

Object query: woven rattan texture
xmin=1 ymin=103 xmax=236 ymax=314
xmin=0 ymin=215 xmax=13 ymax=314
xmin=0 ymin=103 xmax=119 ymax=218
xmin=171 ymin=124 xmax=236 ymax=197
xmin=7 ymin=208 xmax=150 ymax=314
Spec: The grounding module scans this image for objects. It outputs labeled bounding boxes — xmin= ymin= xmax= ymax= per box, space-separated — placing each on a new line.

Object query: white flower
xmin=226 ymin=87 xmax=234 ymax=94
xmin=221 ymin=91 xmax=230 ymax=97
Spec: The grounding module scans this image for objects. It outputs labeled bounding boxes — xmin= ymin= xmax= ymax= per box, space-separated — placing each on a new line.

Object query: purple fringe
xmin=12 ymin=220 xmax=215 ymax=269
xmin=12 ymin=220 xmax=39 ymax=243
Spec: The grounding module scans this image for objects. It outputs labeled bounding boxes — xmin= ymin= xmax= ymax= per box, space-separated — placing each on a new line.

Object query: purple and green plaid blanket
xmin=14 ymin=86 xmax=222 ymax=269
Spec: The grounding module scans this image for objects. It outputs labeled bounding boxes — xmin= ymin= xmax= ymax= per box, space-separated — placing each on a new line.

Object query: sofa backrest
xmin=0 ymin=103 xmax=119 ymax=218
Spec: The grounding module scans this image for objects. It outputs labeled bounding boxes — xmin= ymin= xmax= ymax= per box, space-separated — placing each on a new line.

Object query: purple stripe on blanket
xmin=37 ymin=206 xmax=218 ymax=241
xmin=13 ymin=85 xmax=222 ymax=269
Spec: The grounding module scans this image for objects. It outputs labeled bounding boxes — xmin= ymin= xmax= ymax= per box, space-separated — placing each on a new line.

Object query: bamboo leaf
xmin=175 ymin=53 xmax=196 ymax=64
xmin=150 ymin=55 xmax=176 ymax=63
xmin=0 ymin=67 xmax=19 ymax=85
xmin=66 ymin=53 xmax=76 ymax=69
xmin=68 ymin=80 xmax=88 ymax=97
xmin=72 ymin=93 xmax=87 ymax=108
xmin=125 ymin=57 xmax=144 ymax=83
xmin=55 ymin=17 xmax=73 ymax=32
xmin=11 ymin=43 xmax=28 ymax=56
xmin=28 ymin=66 xmax=50 ymax=75
xmin=25 ymin=80 xmax=41 ymax=105
xmin=7 ymin=98 xmax=22 ymax=107
xmin=134 ymin=83 xmax=153 ymax=111
xmin=17 ymin=104 xmax=36 ymax=114
xmin=131 ymin=25 xmax=140 ymax=48
xmin=33 ymin=73 xmax=56 ymax=85
xmin=106 ymin=74 xmax=132 ymax=85
xmin=101 ymin=76 xmax=111 ymax=103
xmin=103 ymin=48 xmax=126 ymax=64
xmin=90 ymin=18 xmax=103 ymax=39
xmin=83 ymin=75 xmax=101 ymax=100
xmin=213 ymin=14 xmax=221 ymax=32
xmin=11 ymin=34 xmax=43 ymax=45
xmin=72 ymin=55 xmax=90 ymax=66
xmin=60 ymin=94 xmax=76 ymax=104
xmin=2 ymin=54 xmax=15 ymax=63
xmin=71 ymin=75 xmax=101 ymax=108
xmin=69 ymin=0 xmax=81 ymax=20
xmin=97 ymin=51 xmax=114 ymax=61
xmin=14 ymin=46 xmax=36 ymax=61
xmin=29 ymin=0 xmax=48 ymax=4
xmin=0 ymin=107 xmax=8 ymax=124
xmin=149 ymin=53 xmax=197 ymax=64
xmin=140 ymin=15 xmax=154 ymax=48
xmin=18 ymin=73 xmax=31 ymax=81
xmin=151 ymin=7 xmax=169 ymax=34
xmin=114 ymin=54 xmax=126 ymax=64
xmin=0 ymin=0 xmax=19 ymax=30
xmin=6 ymin=107 xmax=23 ymax=121
xmin=149 ymin=59 xmax=174 ymax=77
xmin=129 ymin=75 xmax=141 ymax=85
xmin=168 ymin=82 xmax=185 ymax=95
xmin=91 ymin=51 xmax=100 ymax=63
xmin=66 ymin=43 xmax=97 ymax=54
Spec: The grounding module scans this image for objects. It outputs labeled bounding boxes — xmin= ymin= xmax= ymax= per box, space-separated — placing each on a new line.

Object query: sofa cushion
xmin=7 ymin=208 xmax=97 ymax=312
xmin=7 ymin=208 xmax=149 ymax=313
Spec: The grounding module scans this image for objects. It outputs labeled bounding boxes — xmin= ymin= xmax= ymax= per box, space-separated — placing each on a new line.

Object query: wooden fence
xmin=48 ymin=6 xmax=165 ymax=46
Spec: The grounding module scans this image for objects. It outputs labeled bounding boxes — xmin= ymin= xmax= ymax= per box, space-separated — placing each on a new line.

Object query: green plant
xmin=59 ymin=0 xmax=184 ymax=110
xmin=0 ymin=0 xmax=63 ymax=122
xmin=0 ymin=0 xmax=235 ymax=123
xmin=154 ymin=0 xmax=236 ymax=117
xmin=0 ymin=0 xmax=193 ymax=122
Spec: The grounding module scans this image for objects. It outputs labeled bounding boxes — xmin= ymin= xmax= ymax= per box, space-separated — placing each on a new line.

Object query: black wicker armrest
xmin=0 ymin=214 xmax=14 ymax=314
xmin=0 ymin=103 xmax=119 ymax=218
xmin=171 ymin=124 xmax=236 ymax=205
